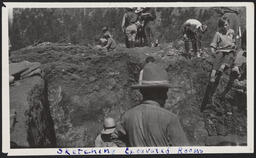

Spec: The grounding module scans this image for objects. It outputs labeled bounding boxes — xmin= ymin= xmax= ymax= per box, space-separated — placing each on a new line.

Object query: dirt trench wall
xmin=10 ymin=76 xmax=56 ymax=148
xmin=10 ymin=44 xmax=154 ymax=147
xmin=10 ymin=43 xmax=247 ymax=147
xmin=44 ymin=53 xmax=144 ymax=147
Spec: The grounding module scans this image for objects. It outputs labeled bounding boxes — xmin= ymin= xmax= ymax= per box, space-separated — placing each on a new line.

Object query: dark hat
xmin=131 ymin=63 xmax=171 ymax=89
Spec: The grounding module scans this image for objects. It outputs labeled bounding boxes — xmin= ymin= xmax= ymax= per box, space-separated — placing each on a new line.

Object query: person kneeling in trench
xmin=113 ymin=62 xmax=189 ymax=147
xmin=95 ymin=117 xmax=118 ymax=147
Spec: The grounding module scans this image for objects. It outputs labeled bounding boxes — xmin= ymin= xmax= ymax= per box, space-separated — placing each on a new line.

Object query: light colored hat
xmin=135 ymin=7 xmax=144 ymax=13
xmin=101 ymin=117 xmax=116 ymax=135
xmin=131 ymin=63 xmax=171 ymax=89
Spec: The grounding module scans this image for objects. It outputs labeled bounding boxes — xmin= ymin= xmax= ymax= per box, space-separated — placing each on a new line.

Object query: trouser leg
xmin=184 ymin=40 xmax=189 ymax=53
xmin=197 ymin=34 xmax=202 ymax=52
xmin=192 ymin=39 xmax=198 ymax=56
xmin=221 ymin=69 xmax=240 ymax=97
xmin=197 ymin=40 xmax=201 ymax=51
xmin=201 ymin=71 xmax=223 ymax=112
xmin=131 ymin=32 xmax=136 ymax=48
xmin=144 ymin=26 xmax=151 ymax=47
xmin=125 ymin=36 xmax=130 ymax=48
xmin=184 ymin=40 xmax=190 ymax=59
xmin=201 ymin=82 xmax=214 ymax=112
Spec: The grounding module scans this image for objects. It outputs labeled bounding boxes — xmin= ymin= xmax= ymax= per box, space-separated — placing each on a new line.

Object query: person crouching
xmin=95 ymin=117 xmax=118 ymax=147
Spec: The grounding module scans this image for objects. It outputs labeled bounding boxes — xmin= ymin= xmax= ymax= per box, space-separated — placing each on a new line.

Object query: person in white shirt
xmin=182 ymin=19 xmax=207 ymax=58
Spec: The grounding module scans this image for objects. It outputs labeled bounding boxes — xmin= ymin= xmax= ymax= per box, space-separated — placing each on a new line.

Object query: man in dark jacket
xmin=136 ymin=7 xmax=157 ymax=47
xmin=114 ymin=62 xmax=189 ymax=147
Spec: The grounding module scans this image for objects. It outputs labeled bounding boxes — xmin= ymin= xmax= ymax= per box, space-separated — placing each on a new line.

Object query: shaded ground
xmin=10 ymin=42 xmax=247 ymax=147
xmin=10 ymin=75 xmax=56 ymax=148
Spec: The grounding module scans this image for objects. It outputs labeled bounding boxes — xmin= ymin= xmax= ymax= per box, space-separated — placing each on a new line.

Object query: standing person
xmin=121 ymin=8 xmax=138 ymax=48
xmin=114 ymin=62 xmax=189 ymax=147
xmin=220 ymin=29 xmax=246 ymax=99
xmin=95 ymin=117 xmax=118 ymax=147
xmin=134 ymin=7 xmax=145 ymax=47
xmin=182 ymin=19 xmax=207 ymax=58
xmin=201 ymin=17 xmax=238 ymax=112
xmin=139 ymin=7 xmax=157 ymax=47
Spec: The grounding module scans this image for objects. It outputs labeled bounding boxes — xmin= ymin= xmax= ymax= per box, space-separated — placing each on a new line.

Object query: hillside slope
xmin=10 ymin=42 xmax=247 ymax=147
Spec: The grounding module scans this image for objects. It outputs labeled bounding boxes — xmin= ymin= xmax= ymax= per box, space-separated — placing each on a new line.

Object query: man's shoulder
xmin=124 ymin=103 xmax=177 ymax=119
xmin=124 ymin=104 xmax=142 ymax=115
xmin=155 ymin=106 xmax=178 ymax=119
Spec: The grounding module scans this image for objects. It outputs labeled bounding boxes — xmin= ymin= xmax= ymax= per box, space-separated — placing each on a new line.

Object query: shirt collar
xmin=142 ymin=100 xmax=161 ymax=107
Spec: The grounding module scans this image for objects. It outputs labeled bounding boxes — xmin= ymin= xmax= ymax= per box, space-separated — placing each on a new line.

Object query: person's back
xmin=122 ymin=100 xmax=187 ymax=146
xmin=101 ymin=34 xmax=116 ymax=51
xmin=105 ymin=37 xmax=116 ymax=51
xmin=115 ymin=63 xmax=189 ymax=147
xmin=183 ymin=19 xmax=202 ymax=33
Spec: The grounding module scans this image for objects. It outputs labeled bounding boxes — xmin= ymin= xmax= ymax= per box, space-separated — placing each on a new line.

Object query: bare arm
xmin=211 ymin=47 xmax=216 ymax=54
xmin=121 ymin=14 xmax=127 ymax=33
xmin=103 ymin=38 xmax=112 ymax=49
xmin=210 ymin=32 xmax=219 ymax=55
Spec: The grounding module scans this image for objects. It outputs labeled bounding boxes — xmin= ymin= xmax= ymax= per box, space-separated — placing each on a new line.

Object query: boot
xmin=220 ymin=71 xmax=237 ymax=98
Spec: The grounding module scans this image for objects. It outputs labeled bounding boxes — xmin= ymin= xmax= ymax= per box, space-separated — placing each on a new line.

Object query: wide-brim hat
xmin=131 ymin=63 xmax=171 ymax=89
xmin=101 ymin=127 xmax=116 ymax=135
xmin=101 ymin=117 xmax=116 ymax=135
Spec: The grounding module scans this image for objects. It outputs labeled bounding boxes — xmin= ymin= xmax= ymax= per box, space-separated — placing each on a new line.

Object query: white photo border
xmin=2 ymin=2 xmax=254 ymax=156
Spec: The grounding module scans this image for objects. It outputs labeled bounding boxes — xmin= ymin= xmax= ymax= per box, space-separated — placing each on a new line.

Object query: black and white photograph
xmin=2 ymin=1 xmax=254 ymax=156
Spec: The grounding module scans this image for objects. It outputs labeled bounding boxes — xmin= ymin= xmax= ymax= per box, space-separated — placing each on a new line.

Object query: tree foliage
xmin=9 ymin=7 xmax=246 ymax=50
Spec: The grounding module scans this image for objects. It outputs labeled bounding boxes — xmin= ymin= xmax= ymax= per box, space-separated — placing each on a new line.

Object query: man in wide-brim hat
xmin=114 ymin=62 xmax=189 ymax=147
